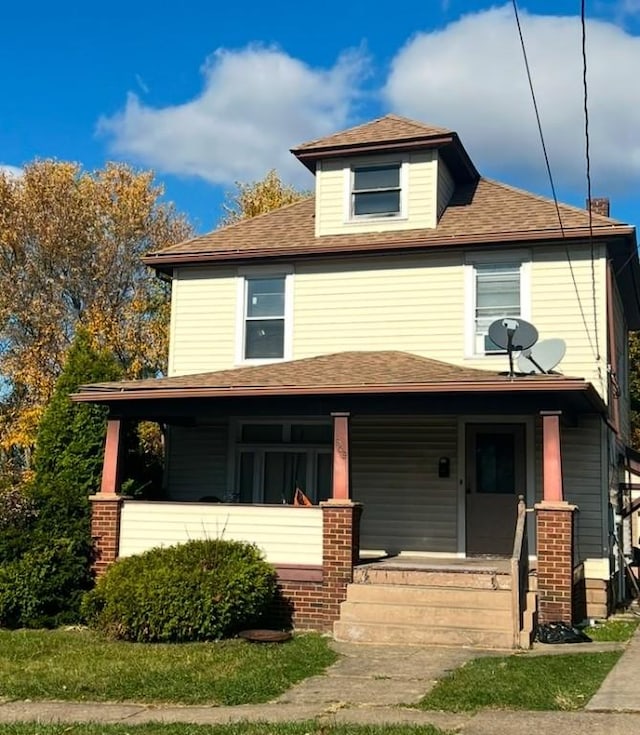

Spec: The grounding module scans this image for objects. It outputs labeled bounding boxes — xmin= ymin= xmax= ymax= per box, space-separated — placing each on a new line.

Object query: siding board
xmin=119 ymin=502 xmax=322 ymax=565
xmin=351 ymin=416 xmax=458 ymax=553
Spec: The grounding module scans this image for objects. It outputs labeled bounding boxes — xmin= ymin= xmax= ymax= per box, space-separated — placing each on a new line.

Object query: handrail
xmin=510 ymin=494 xmax=529 ymax=648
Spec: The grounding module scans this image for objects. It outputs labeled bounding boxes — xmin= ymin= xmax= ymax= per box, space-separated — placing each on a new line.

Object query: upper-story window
xmin=351 ymin=164 xmax=401 ymax=218
xmin=238 ymin=270 xmax=293 ymax=362
xmin=465 ymin=254 xmax=531 ymax=356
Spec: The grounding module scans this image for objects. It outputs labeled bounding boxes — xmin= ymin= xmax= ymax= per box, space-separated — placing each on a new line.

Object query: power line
xmin=581 ymin=0 xmax=601 ymax=361
xmin=510 ymin=0 xmax=599 ymax=363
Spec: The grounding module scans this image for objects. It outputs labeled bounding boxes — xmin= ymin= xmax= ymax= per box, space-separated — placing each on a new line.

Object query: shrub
xmin=82 ymin=539 xmax=278 ymax=642
xmin=0 ymin=537 xmax=89 ymax=628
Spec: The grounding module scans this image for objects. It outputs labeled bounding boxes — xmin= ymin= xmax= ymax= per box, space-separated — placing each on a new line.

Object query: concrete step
xmin=345 ymin=582 xmax=512 ymax=610
xmin=339 ymin=600 xmax=512 ymax=629
xmin=333 ymin=620 xmax=514 ymax=649
xmin=354 ymin=566 xmax=512 ymax=590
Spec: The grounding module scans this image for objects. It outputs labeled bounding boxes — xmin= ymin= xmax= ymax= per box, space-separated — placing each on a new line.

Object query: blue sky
xmin=1 ymin=1 xmax=639 ymax=233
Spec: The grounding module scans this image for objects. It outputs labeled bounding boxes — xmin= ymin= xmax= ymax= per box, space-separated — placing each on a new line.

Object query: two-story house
xmin=75 ymin=115 xmax=640 ymax=648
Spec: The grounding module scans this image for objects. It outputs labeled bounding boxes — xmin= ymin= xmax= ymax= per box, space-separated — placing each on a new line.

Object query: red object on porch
xmin=331 ymin=412 xmax=350 ymax=500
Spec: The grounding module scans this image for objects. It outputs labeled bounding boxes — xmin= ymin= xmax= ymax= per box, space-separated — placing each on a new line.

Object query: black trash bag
xmin=535 ymin=621 xmax=592 ymax=644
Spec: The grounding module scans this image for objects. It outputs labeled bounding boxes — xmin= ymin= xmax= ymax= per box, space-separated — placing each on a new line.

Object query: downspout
xmin=606 ymin=260 xmax=621 ymax=435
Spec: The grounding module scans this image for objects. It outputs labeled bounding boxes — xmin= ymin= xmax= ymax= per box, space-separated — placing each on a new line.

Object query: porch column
xmin=320 ymin=500 xmax=363 ymax=628
xmin=100 ymin=418 xmax=124 ymax=495
xmin=331 ymin=412 xmax=351 ymax=500
xmin=536 ymin=411 xmax=576 ymax=623
xmin=541 ymin=411 xmax=563 ymax=502
xmin=89 ymin=418 xmax=126 ymax=577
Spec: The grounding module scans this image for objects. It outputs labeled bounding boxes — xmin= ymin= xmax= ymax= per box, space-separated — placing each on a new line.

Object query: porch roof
xmin=73 ymin=350 xmax=605 ymax=413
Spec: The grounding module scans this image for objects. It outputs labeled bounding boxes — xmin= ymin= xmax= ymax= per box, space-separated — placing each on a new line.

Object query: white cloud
xmin=0 ymin=165 xmax=23 ymax=179
xmin=384 ymin=5 xmax=640 ymax=195
xmin=99 ymin=45 xmax=368 ymax=187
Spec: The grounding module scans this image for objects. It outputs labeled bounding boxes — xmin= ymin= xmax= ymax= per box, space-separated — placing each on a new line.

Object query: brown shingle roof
xmin=291 ymin=114 xmax=452 ymax=153
xmin=143 ymin=178 xmax=630 ymax=268
xmin=73 ymin=350 xmax=598 ymax=405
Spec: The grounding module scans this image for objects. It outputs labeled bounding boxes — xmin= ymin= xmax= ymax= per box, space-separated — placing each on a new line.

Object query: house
xmin=74 ymin=114 xmax=640 ymax=647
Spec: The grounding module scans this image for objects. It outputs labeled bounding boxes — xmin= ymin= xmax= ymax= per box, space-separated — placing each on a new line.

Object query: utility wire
xmin=510 ymin=0 xmax=599 ymax=363
xmin=581 ymin=0 xmax=601 ymax=361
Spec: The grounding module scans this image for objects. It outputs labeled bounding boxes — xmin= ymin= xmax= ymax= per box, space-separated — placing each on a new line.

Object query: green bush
xmin=0 ymin=537 xmax=89 ymax=628
xmin=82 ymin=539 xmax=278 ymax=642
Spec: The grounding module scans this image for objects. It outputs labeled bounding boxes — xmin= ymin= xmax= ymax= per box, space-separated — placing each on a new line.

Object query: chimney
xmin=587 ymin=197 xmax=610 ymax=217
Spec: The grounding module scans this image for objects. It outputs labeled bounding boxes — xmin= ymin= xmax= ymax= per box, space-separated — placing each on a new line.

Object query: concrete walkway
xmin=0 ymin=629 xmax=638 ymax=732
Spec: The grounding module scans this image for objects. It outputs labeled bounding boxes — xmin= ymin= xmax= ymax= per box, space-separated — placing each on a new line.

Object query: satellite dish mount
xmin=488 ymin=318 xmax=539 ymax=377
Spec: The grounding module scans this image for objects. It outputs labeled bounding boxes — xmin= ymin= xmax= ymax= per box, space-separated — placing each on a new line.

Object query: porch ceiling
xmin=72 ymin=350 xmax=606 ymax=418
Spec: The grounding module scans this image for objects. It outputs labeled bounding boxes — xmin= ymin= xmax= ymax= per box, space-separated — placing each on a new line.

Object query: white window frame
xmin=343 ymin=157 xmax=409 ymax=223
xmin=229 ymin=419 xmax=332 ymax=504
xmin=235 ymin=265 xmax=293 ymax=364
xmin=464 ymin=251 xmax=531 ymax=358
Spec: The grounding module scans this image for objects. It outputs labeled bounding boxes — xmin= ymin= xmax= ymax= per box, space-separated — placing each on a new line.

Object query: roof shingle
xmin=291 ymin=114 xmax=452 ymax=153
xmin=144 ymin=178 xmax=629 ymax=266
xmin=74 ymin=350 xmax=592 ymax=405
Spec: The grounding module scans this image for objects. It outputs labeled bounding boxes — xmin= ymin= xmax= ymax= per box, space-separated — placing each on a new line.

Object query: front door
xmin=465 ymin=423 xmax=525 ymax=556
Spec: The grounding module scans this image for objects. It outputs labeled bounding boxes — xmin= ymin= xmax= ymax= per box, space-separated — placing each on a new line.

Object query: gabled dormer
xmin=291 ymin=114 xmax=478 ymax=238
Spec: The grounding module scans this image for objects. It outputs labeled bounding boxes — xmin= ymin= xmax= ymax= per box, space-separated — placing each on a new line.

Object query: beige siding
xmin=294 ymin=253 xmax=464 ymax=360
xmin=168 ymin=246 xmax=609 ymax=402
xmin=315 ymin=151 xmax=438 ymax=237
xmin=351 ymin=416 xmax=458 ymax=553
xmin=437 ymin=160 xmax=455 ymax=218
xmin=532 ymin=416 xmax=607 ymax=569
xmin=168 ymin=266 xmax=237 ymax=376
xmin=562 ymin=415 xmax=606 ymax=560
xmin=529 ymin=245 xmax=607 ymax=396
xmin=119 ymin=502 xmax=322 ymax=565
xmin=166 ymin=423 xmax=229 ymax=501
xmin=462 ymin=245 xmax=608 ymax=396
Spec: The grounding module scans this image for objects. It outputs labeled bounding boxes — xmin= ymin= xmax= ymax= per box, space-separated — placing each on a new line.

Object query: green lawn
xmin=0 ymin=726 xmax=450 ymax=735
xmin=419 ymin=651 xmax=621 ymax=712
xmin=583 ymin=618 xmax=639 ymax=642
xmin=0 ymin=629 xmax=337 ymax=705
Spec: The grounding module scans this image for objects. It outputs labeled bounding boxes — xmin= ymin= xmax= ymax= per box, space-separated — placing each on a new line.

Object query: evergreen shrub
xmin=82 ymin=539 xmax=278 ymax=642
xmin=0 ymin=537 xmax=88 ymax=628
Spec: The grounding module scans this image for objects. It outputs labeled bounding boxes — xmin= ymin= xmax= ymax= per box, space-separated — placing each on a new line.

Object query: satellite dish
xmin=488 ymin=318 xmax=539 ymax=378
xmin=488 ymin=318 xmax=539 ymax=352
xmin=518 ymin=338 xmax=566 ymax=374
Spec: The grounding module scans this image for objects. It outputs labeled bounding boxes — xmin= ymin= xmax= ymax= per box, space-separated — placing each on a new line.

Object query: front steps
xmin=334 ymin=561 xmax=537 ymax=649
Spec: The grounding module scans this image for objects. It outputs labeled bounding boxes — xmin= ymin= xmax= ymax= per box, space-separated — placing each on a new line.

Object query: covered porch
xmin=73 ymin=350 xmax=608 ymax=634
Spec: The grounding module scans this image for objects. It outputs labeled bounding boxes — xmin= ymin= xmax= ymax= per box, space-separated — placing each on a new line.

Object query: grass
xmin=0 ymin=726 xmax=451 ymax=735
xmin=419 ymin=651 xmax=621 ymax=712
xmin=0 ymin=629 xmax=337 ymax=705
xmin=582 ymin=618 xmax=639 ymax=642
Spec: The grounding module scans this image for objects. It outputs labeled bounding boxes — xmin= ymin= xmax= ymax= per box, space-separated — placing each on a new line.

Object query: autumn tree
xmin=220 ymin=169 xmax=309 ymax=226
xmin=0 ymin=161 xmax=192 ymax=465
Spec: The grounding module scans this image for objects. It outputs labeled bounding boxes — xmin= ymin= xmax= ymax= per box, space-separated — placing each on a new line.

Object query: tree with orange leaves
xmin=0 ymin=161 xmax=192 ymax=468
xmin=220 ymin=169 xmax=309 ymax=226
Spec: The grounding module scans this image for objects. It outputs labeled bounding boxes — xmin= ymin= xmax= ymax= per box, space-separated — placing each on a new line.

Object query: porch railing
xmin=118 ymin=501 xmax=323 ymax=566
xmin=510 ymin=495 xmax=529 ymax=648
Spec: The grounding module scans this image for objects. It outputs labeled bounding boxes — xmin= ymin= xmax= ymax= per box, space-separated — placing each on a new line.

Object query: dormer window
xmin=351 ymin=164 xmax=401 ymax=218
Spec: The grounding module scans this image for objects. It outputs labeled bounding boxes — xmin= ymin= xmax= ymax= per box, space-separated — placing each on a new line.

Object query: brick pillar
xmin=89 ymin=494 xmax=125 ymax=577
xmin=535 ymin=501 xmax=577 ymax=623
xmin=321 ymin=500 xmax=363 ymax=627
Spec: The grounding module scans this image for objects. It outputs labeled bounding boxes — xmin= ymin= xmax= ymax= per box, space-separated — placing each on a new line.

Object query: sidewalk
xmin=0 ymin=630 xmax=638 ymax=731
